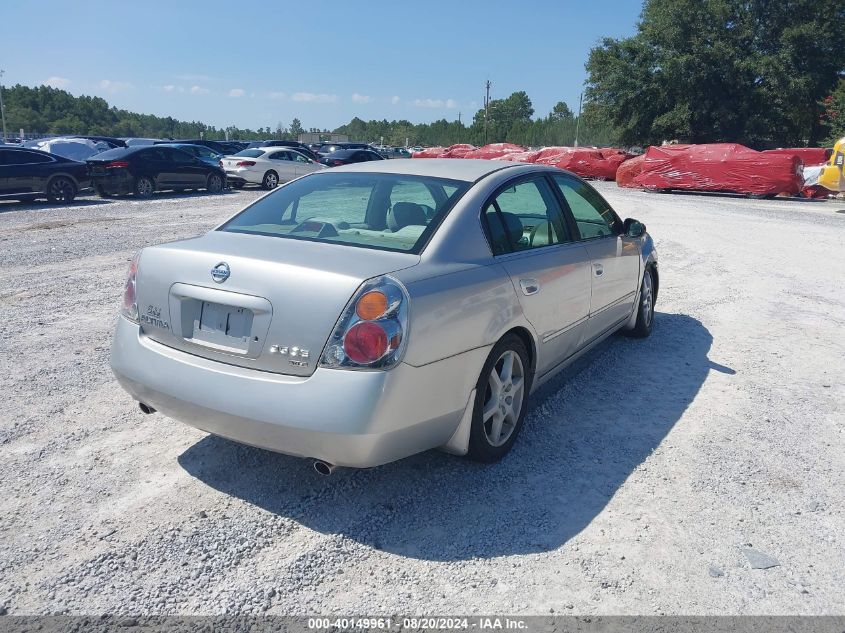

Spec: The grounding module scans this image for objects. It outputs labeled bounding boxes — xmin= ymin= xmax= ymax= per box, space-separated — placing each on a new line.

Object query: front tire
xmin=134 ymin=176 xmax=155 ymax=199
xmin=46 ymin=177 xmax=77 ymax=203
xmin=627 ymin=266 xmax=655 ymax=338
xmin=206 ymin=172 xmax=224 ymax=193
xmin=467 ymin=334 xmax=532 ymax=463
xmin=262 ymin=170 xmax=279 ymax=190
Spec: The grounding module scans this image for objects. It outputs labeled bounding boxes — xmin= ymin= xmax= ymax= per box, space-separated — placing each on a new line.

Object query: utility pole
xmin=574 ymin=92 xmax=583 ymax=148
xmin=0 ymin=70 xmax=8 ymax=143
xmin=483 ymin=80 xmax=491 ymax=144
xmin=458 ymin=111 xmax=461 ymax=125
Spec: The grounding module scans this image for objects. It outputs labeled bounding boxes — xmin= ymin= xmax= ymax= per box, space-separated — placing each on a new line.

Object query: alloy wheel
xmin=50 ymin=178 xmax=75 ymax=202
xmin=641 ymin=271 xmax=654 ymax=328
xmin=482 ymin=350 xmax=525 ymax=447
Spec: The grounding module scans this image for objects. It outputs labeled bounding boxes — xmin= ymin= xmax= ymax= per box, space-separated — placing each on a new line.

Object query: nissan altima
xmin=111 ymin=160 xmax=658 ymax=472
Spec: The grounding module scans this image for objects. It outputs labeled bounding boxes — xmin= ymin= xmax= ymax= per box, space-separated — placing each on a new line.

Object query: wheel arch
xmin=501 ymin=325 xmax=537 ymax=378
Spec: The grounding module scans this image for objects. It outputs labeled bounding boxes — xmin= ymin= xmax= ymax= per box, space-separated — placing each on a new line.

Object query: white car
xmin=222 ymin=147 xmax=325 ymax=189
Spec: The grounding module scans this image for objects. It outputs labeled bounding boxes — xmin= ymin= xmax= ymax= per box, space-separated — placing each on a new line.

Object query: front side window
xmin=552 ymin=174 xmax=621 ymax=239
xmin=482 ymin=177 xmax=571 ymax=255
xmin=220 ymin=172 xmax=470 ymax=253
xmin=233 ymin=149 xmax=266 ymax=158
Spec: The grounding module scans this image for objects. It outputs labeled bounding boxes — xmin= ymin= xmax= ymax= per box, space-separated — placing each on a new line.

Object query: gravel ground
xmin=0 ymin=183 xmax=843 ymax=616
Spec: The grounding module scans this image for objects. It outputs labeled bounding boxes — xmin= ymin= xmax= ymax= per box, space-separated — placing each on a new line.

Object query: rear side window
xmin=482 ymin=177 xmax=572 ymax=255
xmin=551 ymin=174 xmax=621 ymax=239
xmin=6 ymin=151 xmax=52 ymax=165
xmin=220 ymin=172 xmax=470 ymax=253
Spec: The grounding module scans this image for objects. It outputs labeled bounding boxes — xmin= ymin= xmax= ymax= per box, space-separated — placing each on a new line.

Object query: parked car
xmin=319 ymin=148 xmax=385 ymax=166
xmin=154 ymin=139 xmax=230 ymax=155
xmin=222 ymin=147 xmax=325 ymax=189
xmin=245 ymin=141 xmax=321 ymax=161
xmin=0 ymin=146 xmax=91 ymax=203
xmin=121 ymin=138 xmax=161 ymax=147
xmin=86 ymin=146 xmax=226 ymax=198
xmin=158 ymin=143 xmax=223 ymax=167
xmin=110 ymin=159 xmax=658 ymax=472
xmin=383 ymin=147 xmax=412 ymax=159
xmin=315 ymin=142 xmax=377 ymax=155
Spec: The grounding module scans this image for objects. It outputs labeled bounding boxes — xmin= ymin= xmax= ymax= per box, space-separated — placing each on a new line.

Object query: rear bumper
xmin=224 ymin=167 xmax=262 ymax=185
xmin=91 ymin=173 xmax=134 ymax=194
xmin=110 ymin=316 xmax=486 ymax=467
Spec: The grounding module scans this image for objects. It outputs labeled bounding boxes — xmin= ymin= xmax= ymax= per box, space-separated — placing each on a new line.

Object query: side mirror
xmin=624 ymin=218 xmax=646 ymax=238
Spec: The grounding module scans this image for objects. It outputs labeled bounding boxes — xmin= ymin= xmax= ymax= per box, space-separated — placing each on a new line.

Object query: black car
xmin=154 ymin=139 xmax=231 ymax=155
xmin=86 ymin=146 xmax=226 ymax=198
xmin=0 ymin=146 xmax=91 ymax=203
xmin=316 ymin=142 xmax=377 ymax=155
xmin=245 ymin=140 xmax=321 ymax=161
xmin=319 ymin=149 xmax=386 ymax=166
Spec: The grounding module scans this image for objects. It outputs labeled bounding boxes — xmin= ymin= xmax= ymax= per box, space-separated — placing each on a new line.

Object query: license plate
xmin=189 ymin=301 xmax=254 ymax=353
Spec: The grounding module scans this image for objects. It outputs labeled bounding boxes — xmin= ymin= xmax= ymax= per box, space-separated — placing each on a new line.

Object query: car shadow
xmin=0 ymin=198 xmax=113 ymax=213
xmin=178 ymin=312 xmax=720 ymax=560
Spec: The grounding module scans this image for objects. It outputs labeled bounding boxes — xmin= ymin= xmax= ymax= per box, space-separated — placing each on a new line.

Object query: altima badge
xmin=211 ymin=262 xmax=230 ymax=283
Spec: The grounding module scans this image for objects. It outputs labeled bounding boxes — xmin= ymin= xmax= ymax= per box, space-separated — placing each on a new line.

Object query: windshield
xmin=219 ymin=172 xmax=470 ymax=253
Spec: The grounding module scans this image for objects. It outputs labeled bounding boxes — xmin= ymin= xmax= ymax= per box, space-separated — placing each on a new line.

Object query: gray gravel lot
xmin=0 ymin=183 xmax=843 ymax=615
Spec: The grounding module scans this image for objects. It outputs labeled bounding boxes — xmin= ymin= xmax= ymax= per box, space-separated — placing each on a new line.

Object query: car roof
xmin=329 ymin=158 xmax=536 ymax=182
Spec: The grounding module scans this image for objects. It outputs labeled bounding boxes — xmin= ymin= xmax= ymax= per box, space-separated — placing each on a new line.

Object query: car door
xmin=0 ymin=150 xmax=12 ymax=194
xmin=2 ymin=150 xmax=54 ymax=194
xmin=267 ymin=151 xmax=298 ymax=182
xmin=291 ymin=151 xmax=318 ymax=177
xmin=481 ymin=175 xmax=592 ymax=376
xmin=550 ymin=173 xmax=641 ymax=343
xmin=140 ymin=148 xmax=175 ymax=188
xmin=166 ymin=147 xmax=207 ymax=187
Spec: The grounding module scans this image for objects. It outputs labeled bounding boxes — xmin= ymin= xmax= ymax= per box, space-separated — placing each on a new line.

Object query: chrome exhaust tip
xmin=138 ymin=403 xmax=157 ymax=415
xmin=313 ymin=460 xmax=336 ymax=476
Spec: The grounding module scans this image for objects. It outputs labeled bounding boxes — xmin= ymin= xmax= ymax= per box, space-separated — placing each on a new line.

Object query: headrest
xmin=488 ymin=211 xmax=524 ymax=254
xmin=387 ymin=202 xmax=428 ymax=231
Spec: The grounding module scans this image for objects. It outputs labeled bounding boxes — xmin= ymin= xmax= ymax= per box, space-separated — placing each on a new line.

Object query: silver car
xmin=111 ymin=159 xmax=658 ymax=472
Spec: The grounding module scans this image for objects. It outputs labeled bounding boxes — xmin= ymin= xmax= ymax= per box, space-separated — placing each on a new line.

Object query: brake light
xmin=106 ymin=160 xmax=130 ymax=169
xmin=320 ymin=276 xmax=409 ymax=370
xmin=236 ymin=160 xmax=256 ymax=167
xmin=331 ymin=160 xmax=344 ymax=166
xmin=121 ymin=252 xmax=140 ymax=322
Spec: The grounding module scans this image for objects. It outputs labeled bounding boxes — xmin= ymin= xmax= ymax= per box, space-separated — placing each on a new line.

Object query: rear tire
xmin=134 ymin=176 xmax=155 ymax=199
xmin=262 ymin=170 xmax=279 ymax=190
xmin=46 ymin=176 xmax=77 ymax=203
xmin=206 ymin=172 xmax=224 ymax=193
xmin=467 ymin=334 xmax=533 ymax=463
xmin=627 ymin=267 xmax=655 ymax=338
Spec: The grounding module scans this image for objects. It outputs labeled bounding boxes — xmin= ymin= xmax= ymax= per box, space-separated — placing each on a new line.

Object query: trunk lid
xmin=135 ymin=230 xmax=419 ymax=376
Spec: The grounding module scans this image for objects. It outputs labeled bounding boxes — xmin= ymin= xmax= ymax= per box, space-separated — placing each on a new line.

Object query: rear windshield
xmin=219 ymin=171 xmax=470 ymax=253
xmin=233 ymin=149 xmax=265 ymax=158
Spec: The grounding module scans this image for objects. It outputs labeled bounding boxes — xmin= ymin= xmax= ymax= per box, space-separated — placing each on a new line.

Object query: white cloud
xmin=352 ymin=93 xmax=372 ymax=104
xmin=190 ymin=85 xmax=210 ymax=95
xmin=99 ymin=79 xmax=133 ymax=94
xmin=446 ymin=99 xmax=459 ymax=109
xmin=228 ymin=88 xmax=245 ymax=98
xmin=410 ymin=97 xmax=459 ymax=109
xmin=292 ymin=92 xmax=337 ymax=104
xmin=269 ymin=91 xmax=287 ymax=100
xmin=43 ymin=76 xmax=70 ymax=89
xmin=391 ymin=95 xmax=401 ymax=105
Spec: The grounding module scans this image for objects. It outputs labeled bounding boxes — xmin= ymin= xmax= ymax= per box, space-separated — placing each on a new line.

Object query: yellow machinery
xmin=818 ymin=136 xmax=845 ymax=192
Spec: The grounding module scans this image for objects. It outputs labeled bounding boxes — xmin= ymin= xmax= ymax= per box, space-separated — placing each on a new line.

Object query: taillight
xmin=331 ymin=160 xmax=344 ymax=166
xmin=106 ymin=160 xmax=130 ymax=169
xmin=121 ymin=252 xmax=140 ymax=322
xmin=320 ymin=276 xmax=409 ymax=370
xmin=236 ymin=160 xmax=256 ymax=167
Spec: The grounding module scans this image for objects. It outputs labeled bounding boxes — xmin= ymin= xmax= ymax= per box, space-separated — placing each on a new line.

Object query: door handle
xmin=519 ymin=279 xmax=540 ymax=296
xmin=593 ymin=264 xmax=604 ymax=277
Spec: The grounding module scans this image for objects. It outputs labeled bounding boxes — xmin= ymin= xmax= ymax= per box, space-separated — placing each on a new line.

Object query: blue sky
xmin=1 ymin=0 xmax=642 ymax=131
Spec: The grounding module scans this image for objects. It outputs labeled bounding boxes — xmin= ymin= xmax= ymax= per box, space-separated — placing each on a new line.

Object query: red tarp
xmin=552 ymin=148 xmax=621 ymax=180
xmin=633 ymin=143 xmax=803 ymax=196
xmin=441 ymin=144 xmax=477 ymax=158
xmin=462 ymin=143 xmax=525 ymax=159
xmin=411 ymin=146 xmax=447 ymax=158
xmin=616 ymin=154 xmax=646 ymax=188
xmin=492 ymin=150 xmax=542 ymax=162
xmin=763 ymin=148 xmax=828 ymax=166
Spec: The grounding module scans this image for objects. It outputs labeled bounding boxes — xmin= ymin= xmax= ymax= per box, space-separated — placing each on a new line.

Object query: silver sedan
xmin=111 ymin=159 xmax=658 ymax=472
